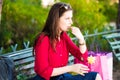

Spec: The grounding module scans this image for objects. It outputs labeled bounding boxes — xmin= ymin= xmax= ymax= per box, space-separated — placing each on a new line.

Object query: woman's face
xmin=58 ymin=10 xmax=73 ymax=32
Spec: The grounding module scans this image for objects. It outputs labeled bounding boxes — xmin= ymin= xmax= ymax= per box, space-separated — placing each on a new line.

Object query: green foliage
xmin=0 ymin=0 xmax=49 ymax=49
xmin=0 ymin=0 xmax=118 ymax=52
xmin=17 ymin=74 xmax=28 ymax=80
xmin=98 ymin=0 xmax=118 ymax=22
xmin=61 ymin=0 xmax=107 ymax=32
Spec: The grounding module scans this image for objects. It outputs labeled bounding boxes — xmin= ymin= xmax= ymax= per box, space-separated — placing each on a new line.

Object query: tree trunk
xmin=0 ymin=0 xmax=2 ymax=23
xmin=116 ymin=0 xmax=120 ymax=29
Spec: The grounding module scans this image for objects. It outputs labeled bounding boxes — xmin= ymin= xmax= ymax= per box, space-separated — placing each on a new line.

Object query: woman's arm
xmin=70 ymin=27 xmax=87 ymax=53
xmin=51 ymin=64 xmax=89 ymax=76
xmin=62 ymin=31 xmax=88 ymax=62
xmin=34 ymin=36 xmax=53 ymax=80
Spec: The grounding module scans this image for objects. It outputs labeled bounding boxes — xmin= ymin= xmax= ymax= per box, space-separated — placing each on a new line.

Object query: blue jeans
xmin=29 ymin=72 xmax=97 ymax=80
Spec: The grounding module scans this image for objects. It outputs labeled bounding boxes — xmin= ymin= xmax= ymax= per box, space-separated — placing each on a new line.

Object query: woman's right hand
xmin=70 ymin=64 xmax=89 ymax=76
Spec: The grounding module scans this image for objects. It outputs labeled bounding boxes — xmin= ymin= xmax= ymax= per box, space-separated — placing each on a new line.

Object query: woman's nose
xmin=70 ymin=19 xmax=73 ymax=25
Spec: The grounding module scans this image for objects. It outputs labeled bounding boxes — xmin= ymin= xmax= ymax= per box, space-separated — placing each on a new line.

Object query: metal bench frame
xmin=103 ymin=32 xmax=120 ymax=61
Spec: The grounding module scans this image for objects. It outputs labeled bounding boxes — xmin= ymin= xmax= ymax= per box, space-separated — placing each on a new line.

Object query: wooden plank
xmin=102 ymin=33 xmax=120 ymax=61
xmin=115 ymin=53 xmax=120 ymax=57
xmin=11 ymin=52 xmax=33 ymax=60
xmin=15 ymin=57 xmax=34 ymax=65
xmin=16 ymin=68 xmax=35 ymax=76
xmin=68 ymin=54 xmax=74 ymax=65
xmin=19 ymin=62 xmax=34 ymax=70
xmin=111 ymin=45 xmax=120 ymax=49
xmin=118 ymin=57 xmax=120 ymax=61
xmin=103 ymin=33 xmax=120 ymax=39
xmin=4 ymin=48 xmax=32 ymax=57
xmin=25 ymin=69 xmax=35 ymax=75
xmin=110 ymin=41 xmax=120 ymax=45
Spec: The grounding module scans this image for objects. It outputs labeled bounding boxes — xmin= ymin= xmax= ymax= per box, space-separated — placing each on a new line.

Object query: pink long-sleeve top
xmin=34 ymin=32 xmax=88 ymax=80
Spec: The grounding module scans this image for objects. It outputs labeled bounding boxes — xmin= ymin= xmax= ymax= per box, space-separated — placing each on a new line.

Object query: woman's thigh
xmin=29 ymin=72 xmax=97 ymax=80
xmin=61 ymin=72 xmax=97 ymax=80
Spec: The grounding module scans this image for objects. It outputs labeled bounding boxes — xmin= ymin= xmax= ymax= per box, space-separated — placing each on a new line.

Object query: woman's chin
xmin=66 ymin=28 xmax=69 ymax=31
xmin=67 ymin=27 xmax=71 ymax=31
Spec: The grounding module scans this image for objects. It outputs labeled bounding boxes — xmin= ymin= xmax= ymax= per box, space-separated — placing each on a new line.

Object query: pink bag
xmin=89 ymin=55 xmax=109 ymax=80
xmin=106 ymin=52 xmax=113 ymax=80
xmin=74 ymin=52 xmax=113 ymax=80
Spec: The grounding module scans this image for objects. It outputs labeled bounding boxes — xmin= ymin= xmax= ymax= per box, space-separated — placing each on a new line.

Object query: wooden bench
xmin=3 ymin=47 xmax=34 ymax=79
xmin=102 ymin=32 xmax=120 ymax=61
xmin=2 ymin=47 xmax=74 ymax=79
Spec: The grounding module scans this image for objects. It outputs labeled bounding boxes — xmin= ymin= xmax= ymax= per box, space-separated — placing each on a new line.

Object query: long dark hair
xmin=33 ymin=2 xmax=72 ymax=54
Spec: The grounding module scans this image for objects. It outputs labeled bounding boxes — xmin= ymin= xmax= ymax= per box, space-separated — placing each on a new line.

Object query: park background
xmin=0 ymin=0 xmax=120 ymax=80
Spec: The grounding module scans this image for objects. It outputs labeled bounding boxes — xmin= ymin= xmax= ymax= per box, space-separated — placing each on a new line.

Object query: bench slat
xmin=110 ymin=41 xmax=120 ymax=45
xmin=19 ymin=62 xmax=34 ymax=70
xmin=27 ymin=69 xmax=35 ymax=75
xmin=103 ymin=32 xmax=120 ymax=61
xmin=115 ymin=53 xmax=120 ymax=57
xmin=103 ymin=33 xmax=120 ymax=39
xmin=111 ymin=45 xmax=120 ymax=49
xmin=15 ymin=57 xmax=34 ymax=65
xmin=11 ymin=52 xmax=33 ymax=60
xmin=118 ymin=57 xmax=120 ymax=61
xmin=4 ymin=49 xmax=32 ymax=58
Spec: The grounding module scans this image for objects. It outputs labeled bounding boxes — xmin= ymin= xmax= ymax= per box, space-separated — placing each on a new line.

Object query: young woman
xmin=31 ymin=2 xmax=102 ymax=80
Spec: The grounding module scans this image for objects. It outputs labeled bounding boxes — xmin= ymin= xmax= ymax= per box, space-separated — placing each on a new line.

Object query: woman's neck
xmin=57 ymin=30 xmax=62 ymax=41
xmin=58 ymin=37 xmax=60 ymax=41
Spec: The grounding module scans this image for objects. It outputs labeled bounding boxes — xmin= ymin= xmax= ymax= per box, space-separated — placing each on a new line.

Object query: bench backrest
xmin=3 ymin=47 xmax=74 ymax=78
xmin=103 ymin=33 xmax=120 ymax=61
xmin=3 ymin=47 xmax=35 ymax=78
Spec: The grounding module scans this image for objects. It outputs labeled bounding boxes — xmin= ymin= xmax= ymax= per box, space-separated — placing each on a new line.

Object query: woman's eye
xmin=66 ymin=18 xmax=69 ymax=20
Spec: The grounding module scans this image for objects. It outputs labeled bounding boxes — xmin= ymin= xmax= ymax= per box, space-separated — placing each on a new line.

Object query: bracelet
xmin=79 ymin=42 xmax=85 ymax=45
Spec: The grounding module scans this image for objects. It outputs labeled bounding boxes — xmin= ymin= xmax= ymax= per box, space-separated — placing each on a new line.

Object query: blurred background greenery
xmin=0 ymin=0 xmax=119 ymax=52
